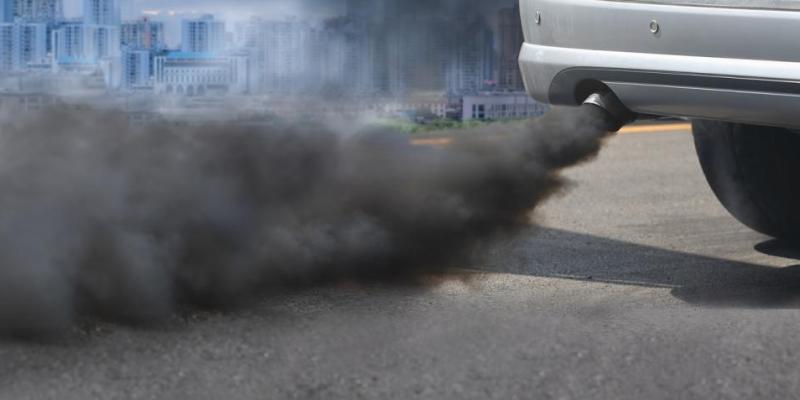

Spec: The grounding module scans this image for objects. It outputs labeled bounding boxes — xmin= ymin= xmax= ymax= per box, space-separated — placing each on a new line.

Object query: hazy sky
xmin=64 ymin=0 xmax=343 ymax=21
xmin=61 ymin=0 xmax=345 ymax=46
xmin=62 ymin=0 xmax=513 ymax=46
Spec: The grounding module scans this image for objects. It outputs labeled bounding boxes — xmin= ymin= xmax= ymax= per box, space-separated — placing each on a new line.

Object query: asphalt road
xmin=4 ymin=124 xmax=800 ymax=400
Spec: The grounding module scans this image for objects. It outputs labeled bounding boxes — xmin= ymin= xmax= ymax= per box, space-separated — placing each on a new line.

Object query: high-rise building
xmin=384 ymin=17 xmax=449 ymax=96
xmin=83 ymin=0 xmax=119 ymax=26
xmin=121 ymin=17 xmax=165 ymax=50
xmin=52 ymin=22 xmax=118 ymax=63
xmin=119 ymin=18 xmax=165 ymax=92
xmin=241 ymin=18 xmax=312 ymax=93
xmin=313 ymin=16 xmax=378 ymax=96
xmin=181 ymin=15 xmax=225 ymax=54
xmin=497 ymin=4 xmax=525 ymax=91
xmin=51 ymin=0 xmax=120 ymax=78
xmin=13 ymin=0 xmax=62 ymax=22
xmin=51 ymin=23 xmax=84 ymax=62
xmin=445 ymin=16 xmax=494 ymax=95
xmin=0 ymin=21 xmax=46 ymax=70
xmin=0 ymin=0 xmax=12 ymax=23
xmin=121 ymin=47 xmax=150 ymax=89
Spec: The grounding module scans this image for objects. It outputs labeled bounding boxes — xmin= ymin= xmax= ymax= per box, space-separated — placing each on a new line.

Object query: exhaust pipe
xmin=582 ymin=91 xmax=637 ymax=132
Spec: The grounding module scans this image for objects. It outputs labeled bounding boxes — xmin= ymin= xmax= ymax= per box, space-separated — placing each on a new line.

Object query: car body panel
xmin=518 ymin=0 xmax=800 ymax=127
xmin=612 ymin=0 xmax=800 ymax=11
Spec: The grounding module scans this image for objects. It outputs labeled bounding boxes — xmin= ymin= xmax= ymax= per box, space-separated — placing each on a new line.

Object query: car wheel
xmin=692 ymin=120 xmax=800 ymax=239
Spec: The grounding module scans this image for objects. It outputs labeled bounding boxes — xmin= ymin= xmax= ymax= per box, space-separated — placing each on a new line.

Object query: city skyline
xmin=63 ymin=0 xmax=346 ymax=20
xmin=58 ymin=0 xmax=515 ymax=48
xmin=0 ymin=0 xmax=540 ymax=124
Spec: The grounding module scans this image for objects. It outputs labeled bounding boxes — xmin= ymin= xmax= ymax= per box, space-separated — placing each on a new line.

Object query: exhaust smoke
xmin=0 ymin=105 xmax=616 ymax=337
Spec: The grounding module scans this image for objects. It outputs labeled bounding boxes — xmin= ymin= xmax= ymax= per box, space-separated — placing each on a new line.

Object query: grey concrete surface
xmin=3 ymin=128 xmax=800 ymax=400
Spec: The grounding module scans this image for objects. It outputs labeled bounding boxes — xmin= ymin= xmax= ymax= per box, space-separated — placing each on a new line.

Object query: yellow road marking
xmin=410 ymin=138 xmax=453 ymax=147
xmin=410 ymin=122 xmax=692 ymax=147
xmin=619 ymin=123 xmax=692 ymax=134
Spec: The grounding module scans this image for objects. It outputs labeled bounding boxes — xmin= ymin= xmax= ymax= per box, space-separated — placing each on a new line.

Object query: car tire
xmin=692 ymin=120 xmax=800 ymax=239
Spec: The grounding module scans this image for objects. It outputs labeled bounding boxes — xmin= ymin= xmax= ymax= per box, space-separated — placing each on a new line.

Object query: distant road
xmin=6 ymin=124 xmax=800 ymax=400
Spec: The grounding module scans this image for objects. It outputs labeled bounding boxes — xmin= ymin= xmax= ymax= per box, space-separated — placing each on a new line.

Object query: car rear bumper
xmin=519 ymin=0 xmax=800 ymax=127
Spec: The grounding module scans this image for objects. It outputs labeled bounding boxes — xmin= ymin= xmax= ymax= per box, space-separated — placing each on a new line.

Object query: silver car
xmin=519 ymin=0 xmax=800 ymax=239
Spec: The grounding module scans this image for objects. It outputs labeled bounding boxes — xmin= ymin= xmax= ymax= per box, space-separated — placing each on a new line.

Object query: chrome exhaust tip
xmin=582 ymin=92 xmax=637 ymax=132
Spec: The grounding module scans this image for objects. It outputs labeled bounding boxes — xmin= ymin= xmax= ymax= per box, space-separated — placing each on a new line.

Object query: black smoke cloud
xmin=0 ymin=106 xmax=614 ymax=337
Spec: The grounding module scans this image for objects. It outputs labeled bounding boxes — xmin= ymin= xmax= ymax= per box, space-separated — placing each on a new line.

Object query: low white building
xmin=461 ymin=92 xmax=547 ymax=121
xmin=154 ymin=51 xmax=250 ymax=96
xmin=379 ymin=95 xmax=455 ymax=119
